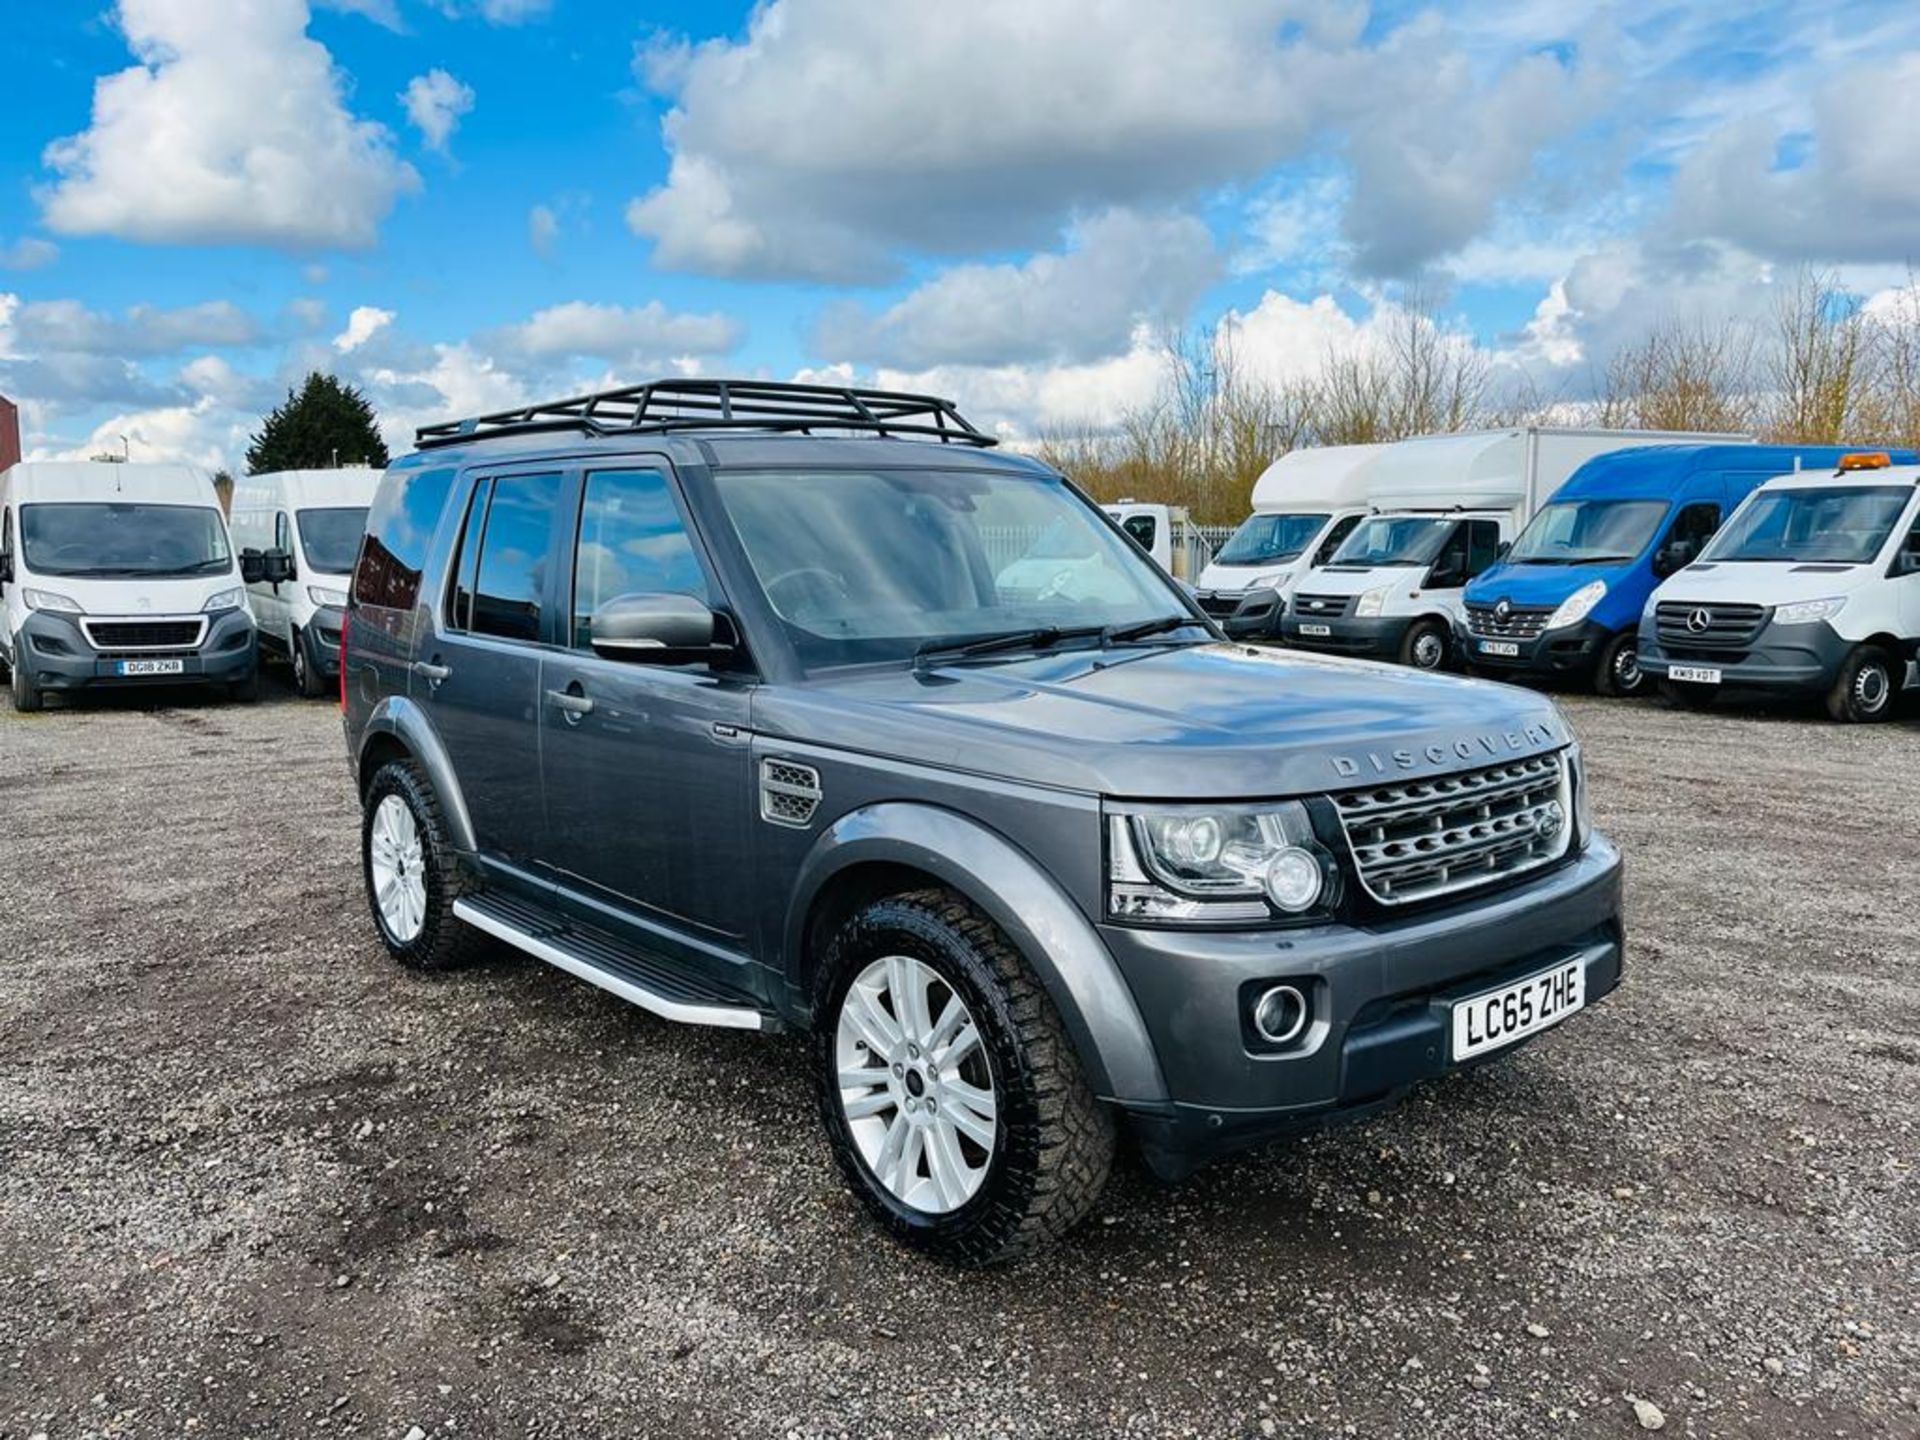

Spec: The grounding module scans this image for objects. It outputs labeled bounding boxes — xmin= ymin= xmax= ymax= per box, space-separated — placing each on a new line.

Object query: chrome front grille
xmin=1464 ymin=603 xmax=1552 ymax=640
xmin=1655 ymin=601 xmax=1767 ymax=649
xmin=1332 ymin=752 xmax=1571 ymax=905
xmin=1292 ymin=592 xmax=1352 ymax=619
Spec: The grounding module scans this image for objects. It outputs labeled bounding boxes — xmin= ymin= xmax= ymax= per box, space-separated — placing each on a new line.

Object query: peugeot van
xmin=231 ymin=468 xmax=379 ymax=696
xmin=0 ymin=461 xmax=258 ymax=711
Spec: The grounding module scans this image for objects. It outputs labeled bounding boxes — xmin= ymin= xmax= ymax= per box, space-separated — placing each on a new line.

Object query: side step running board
xmin=453 ymin=897 xmax=763 ymax=1031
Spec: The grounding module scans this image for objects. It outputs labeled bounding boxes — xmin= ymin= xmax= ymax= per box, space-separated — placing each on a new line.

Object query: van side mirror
xmin=1893 ymin=545 xmax=1920 ymax=578
xmin=240 ymin=548 xmax=266 ymax=584
xmin=0 ymin=552 xmax=11 ymax=585
xmin=262 ymin=549 xmax=295 ymax=585
xmin=1652 ymin=540 xmax=1695 ymax=578
xmin=588 ymin=592 xmax=720 ymax=660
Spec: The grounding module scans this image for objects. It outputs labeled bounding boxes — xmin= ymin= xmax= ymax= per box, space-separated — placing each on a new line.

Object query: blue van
xmin=1458 ymin=444 xmax=1917 ymax=695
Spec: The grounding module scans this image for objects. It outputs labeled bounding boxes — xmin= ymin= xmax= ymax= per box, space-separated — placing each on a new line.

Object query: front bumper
xmin=14 ymin=608 xmax=258 ymax=691
xmin=1638 ymin=618 xmax=1847 ymax=693
xmin=1101 ymin=836 xmax=1624 ymax=1178
xmin=1457 ymin=617 xmax=1611 ymax=679
xmin=304 ymin=606 xmax=347 ymax=677
xmin=1280 ymin=611 xmax=1412 ymax=658
xmin=1195 ymin=587 xmax=1285 ymax=638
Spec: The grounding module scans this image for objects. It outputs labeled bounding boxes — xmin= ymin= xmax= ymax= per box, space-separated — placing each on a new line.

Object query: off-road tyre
xmin=361 ymin=758 xmax=489 ymax=971
xmin=813 ymin=887 xmax=1115 ymax=1266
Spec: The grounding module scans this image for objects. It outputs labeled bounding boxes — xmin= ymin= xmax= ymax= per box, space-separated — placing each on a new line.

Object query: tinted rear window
xmin=353 ymin=467 xmax=453 ymax=610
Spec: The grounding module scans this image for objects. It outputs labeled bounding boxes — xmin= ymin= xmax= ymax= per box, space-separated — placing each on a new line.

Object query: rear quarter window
xmin=353 ymin=467 xmax=454 ymax=611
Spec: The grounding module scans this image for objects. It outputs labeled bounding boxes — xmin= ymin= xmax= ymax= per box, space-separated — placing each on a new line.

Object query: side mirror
xmin=588 ymin=592 xmax=719 ymax=660
xmin=0 ymin=553 xmax=11 ymax=585
xmin=240 ymin=548 xmax=266 ymax=584
xmin=262 ymin=549 xmax=295 ymax=585
xmin=1893 ymin=546 xmax=1920 ymax=578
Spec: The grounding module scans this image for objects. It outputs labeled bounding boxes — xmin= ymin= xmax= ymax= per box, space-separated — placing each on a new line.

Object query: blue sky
xmin=1 ymin=0 xmax=1917 ymax=471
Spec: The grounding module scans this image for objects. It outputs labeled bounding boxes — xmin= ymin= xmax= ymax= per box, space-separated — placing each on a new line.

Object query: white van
xmin=1193 ymin=443 xmax=1383 ymax=637
xmin=1638 ymin=452 xmax=1920 ymax=722
xmin=0 ymin=461 xmax=258 ymax=711
xmin=229 ymin=468 xmax=378 ymax=696
xmin=1281 ymin=427 xmax=1749 ymax=669
xmin=1101 ymin=501 xmax=1212 ymax=581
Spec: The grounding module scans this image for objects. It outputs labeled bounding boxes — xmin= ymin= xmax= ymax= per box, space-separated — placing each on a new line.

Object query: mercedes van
xmin=231 ymin=468 xmax=379 ymax=696
xmin=0 ymin=461 xmax=258 ymax=711
xmin=1192 ymin=443 xmax=1381 ymax=638
xmin=1281 ymin=428 xmax=1749 ymax=670
xmin=1638 ymin=453 xmax=1920 ymax=722
xmin=1460 ymin=445 xmax=1901 ymax=696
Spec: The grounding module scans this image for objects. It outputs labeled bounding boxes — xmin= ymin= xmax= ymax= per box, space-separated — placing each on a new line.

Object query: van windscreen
xmin=20 ymin=502 xmax=232 ymax=578
xmin=1702 ymin=486 xmax=1910 ymax=564
xmin=1214 ymin=512 xmax=1329 ymax=565
xmin=1507 ymin=499 xmax=1667 ymax=564
xmin=297 ymin=506 xmax=371 ymax=575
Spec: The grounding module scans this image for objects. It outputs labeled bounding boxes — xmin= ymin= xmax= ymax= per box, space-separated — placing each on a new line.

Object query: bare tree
xmin=1597 ymin=320 xmax=1756 ymax=434
xmin=1765 ymin=269 xmax=1872 ymax=444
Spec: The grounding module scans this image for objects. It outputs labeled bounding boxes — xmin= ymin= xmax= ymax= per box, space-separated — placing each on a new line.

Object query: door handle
xmin=412 ymin=659 xmax=451 ymax=685
xmin=546 ymin=688 xmax=594 ymax=717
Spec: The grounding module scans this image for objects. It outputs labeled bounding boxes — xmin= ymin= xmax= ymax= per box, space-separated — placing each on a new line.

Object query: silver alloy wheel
xmin=368 ymin=793 xmax=428 ymax=943
xmin=834 ymin=954 xmax=997 ymax=1214
xmin=1855 ymin=662 xmax=1890 ymax=713
xmin=1411 ymin=628 xmax=1445 ymax=669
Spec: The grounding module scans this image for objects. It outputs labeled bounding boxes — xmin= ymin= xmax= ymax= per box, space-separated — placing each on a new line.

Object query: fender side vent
xmin=760 ymin=759 xmax=822 ymax=828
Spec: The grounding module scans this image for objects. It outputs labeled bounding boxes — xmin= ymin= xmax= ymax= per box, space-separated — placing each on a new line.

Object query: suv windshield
xmin=296 ymin=506 xmax=370 ymax=574
xmin=1703 ymin=485 xmax=1910 ymax=564
xmin=1331 ymin=514 xmax=1453 ymax=567
xmin=20 ymin=502 xmax=232 ymax=578
xmin=1214 ymin=511 xmax=1328 ymax=566
xmin=1508 ymin=499 xmax=1667 ymax=564
xmin=713 ymin=467 xmax=1192 ymax=669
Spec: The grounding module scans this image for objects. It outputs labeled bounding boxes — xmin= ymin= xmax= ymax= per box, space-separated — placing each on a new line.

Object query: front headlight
xmin=1108 ymin=801 xmax=1340 ymax=927
xmin=1547 ymin=579 xmax=1607 ymax=630
xmin=1251 ymin=571 xmax=1291 ymax=591
xmin=202 ymin=587 xmax=247 ymax=614
xmin=1354 ymin=585 xmax=1391 ymax=618
xmin=307 ymin=585 xmax=349 ymax=608
xmin=21 ymin=588 xmax=83 ymax=614
xmin=1772 ymin=595 xmax=1846 ymax=626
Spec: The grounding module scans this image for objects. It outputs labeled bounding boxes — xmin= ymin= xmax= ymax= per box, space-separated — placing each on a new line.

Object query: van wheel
xmin=1594 ymin=632 xmax=1645 ymax=697
xmin=291 ymin=627 xmax=326 ymax=698
xmin=1659 ymin=679 xmax=1717 ymax=711
xmin=10 ymin=661 xmax=43 ymax=713
xmin=814 ymin=888 xmax=1114 ymax=1266
xmin=1400 ymin=619 xmax=1448 ymax=671
xmin=1826 ymin=645 xmax=1895 ymax=723
xmin=361 ymin=759 xmax=489 ymax=971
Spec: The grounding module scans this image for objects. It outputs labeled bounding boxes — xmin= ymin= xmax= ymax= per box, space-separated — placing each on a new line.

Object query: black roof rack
xmin=415 ymin=378 xmax=998 ymax=450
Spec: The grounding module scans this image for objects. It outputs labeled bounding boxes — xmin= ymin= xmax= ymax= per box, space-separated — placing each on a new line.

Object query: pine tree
xmin=245 ymin=373 xmax=391 ymax=474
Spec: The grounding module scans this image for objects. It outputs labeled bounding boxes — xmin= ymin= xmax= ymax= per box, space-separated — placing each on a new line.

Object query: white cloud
xmin=12 ymin=298 xmax=261 ymax=356
xmin=492 ymin=300 xmax=742 ymax=362
xmin=0 ymin=237 xmax=59 ymax=271
xmin=431 ymin=0 xmax=552 ymax=22
xmin=315 ymin=0 xmax=403 ymax=28
xmin=334 ymin=305 xmax=396 ymax=353
xmin=39 ymin=0 xmax=419 ymax=250
xmin=528 ymin=204 xmax=558 ymax=258
xmin=402 ymin=68 xmax=475 ymax=154
xmin=815 ymin=210 xmax=1218 ymax=369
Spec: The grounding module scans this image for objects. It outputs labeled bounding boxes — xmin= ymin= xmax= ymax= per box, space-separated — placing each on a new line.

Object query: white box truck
xmin=1280 ymin=427 xmax=1749 ymax=669
xmin=1192 ymin=443 xmax=1385 ymax=638
xmin=230 ymin=468 xmax=379 ymax=697
xmin=0 ymin=461 xmax=259 ymax=711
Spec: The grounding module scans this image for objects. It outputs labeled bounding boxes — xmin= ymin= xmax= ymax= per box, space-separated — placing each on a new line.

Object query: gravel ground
xmin=2 ymin=676 xmax=1917 ymax=1440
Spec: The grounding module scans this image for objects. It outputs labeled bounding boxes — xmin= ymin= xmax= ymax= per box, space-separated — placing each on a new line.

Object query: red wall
xmin=0 ymin=394 xmax=19 ymax=471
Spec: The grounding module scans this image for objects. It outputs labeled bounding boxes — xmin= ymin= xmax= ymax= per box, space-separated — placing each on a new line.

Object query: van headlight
xmin=22 ymin=588 xmax=83 ymax=614
xmin=1108 ymin=802 xmax=1339 ymax=926
xmin=202 ymin=587 xmax=247 ymax=614
xmin=1251 ymin=571 xmax=1291 ymax=591
xmin=1547 ymin=579 xmax=1607 ymax=630
xmin=1772 ymin=595 xmax=1845 ymax=626
xmin=1354 ymin=586 xmax=1391 ymax=618
xmin=307 ymin=585 xmax=349 ymax=608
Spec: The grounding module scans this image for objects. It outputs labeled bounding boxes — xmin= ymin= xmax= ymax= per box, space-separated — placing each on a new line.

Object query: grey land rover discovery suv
xmin=341 ymin=380 xmax=1624 ymax=1264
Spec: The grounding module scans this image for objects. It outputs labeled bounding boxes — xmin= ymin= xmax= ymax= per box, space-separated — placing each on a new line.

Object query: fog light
xmin=1264 ymin=846 xmax=1323 ymax=912
xmin=1253 ymin=984 xmax=1309 ymax=1045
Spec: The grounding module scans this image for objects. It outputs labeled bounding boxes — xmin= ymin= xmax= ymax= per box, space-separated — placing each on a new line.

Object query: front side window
xmin=1703 ymin=486 xmax=1910 ymax=565
xmin=355 ymin=466 xmax=455 ymax=610
xmin=571 ymin=470 xmax=710 ymax=648
xmin=20 ymin=503 xmax=232 ymax=578
xmin=470 ymin=473 xmax=562 ymax=642
xmin=1214 ymin=511 xmax=1330 ymax=566
xmin=1331 ymin=514 xmax=1454 ymax=567
xmin=296 ymin=506 xmax=370 ymax=575
xmin=714 ymin=468 xmax=1186 ymax=670
xmin=1120 ymin=514 xmax=1157 ymax=551
xmin=1508 ymin=499 xmax=1669 ymax=564
xmin=1313 ymin=513 xmax=1362 ymax=566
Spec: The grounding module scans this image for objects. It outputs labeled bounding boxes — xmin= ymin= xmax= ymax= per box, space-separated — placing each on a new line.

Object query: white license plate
xmin=116 ymin=659 xmax=185 ymax=676
xmin=1668 ymin=664 xmax=1721 ymax=684
xmin=1451 ymin=960 xmax=1585 ymax=1062
xmin=1479 ymin=640 xmax=1520 ymax=657
xmin=1298 ymin=623 xmax=1332 ymax=637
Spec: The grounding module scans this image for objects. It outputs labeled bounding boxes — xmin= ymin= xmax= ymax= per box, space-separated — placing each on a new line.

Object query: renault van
xmin=231 ymin=468 xmax=378 ymax=696
xmin=1638 ymin=453 xmax=1920 ymax=721
xmin=1193 ymin=444 xmax=1381 ymax=638
xmin=0 ymin=461 xmax=258 ymax=711
xmin=1460 ymin=445 xmax=1903 ymax=696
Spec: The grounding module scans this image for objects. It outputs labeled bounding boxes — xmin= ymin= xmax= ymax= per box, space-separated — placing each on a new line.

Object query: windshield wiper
xmin=1102 ymin=615 xmax=1204 ymax=645
xmin=913 ymin=624 xmax=1107 ymax=668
